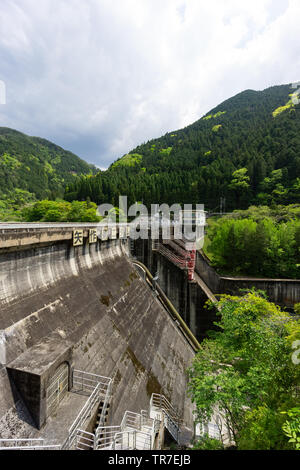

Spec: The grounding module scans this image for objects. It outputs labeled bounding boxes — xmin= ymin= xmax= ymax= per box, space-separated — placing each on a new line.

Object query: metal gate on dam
xmin=0 ymin=223 xmax=199 ymax=450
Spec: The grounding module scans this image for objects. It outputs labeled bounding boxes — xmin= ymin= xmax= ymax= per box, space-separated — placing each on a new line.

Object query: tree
xmin=205 ymin=208 xmax=300 ymax=278
xmin=281 ymin=408 xmax=300 ymax=450
xmin=188 ymin=291 xmax=300 ymax=449
xmin=228 ymin=168 xmax=250 ymax=209
xmin=22 ymin=199 xmax=101 ymax=222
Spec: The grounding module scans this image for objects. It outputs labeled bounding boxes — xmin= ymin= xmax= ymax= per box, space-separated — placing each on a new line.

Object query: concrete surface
xmin=0 ymin=235 xmax=195 ymax=444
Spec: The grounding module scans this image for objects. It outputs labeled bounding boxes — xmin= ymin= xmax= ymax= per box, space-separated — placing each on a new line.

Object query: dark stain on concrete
xmin=146 ymin=372 xmax=162 ymax=398
xmin=0 ymin=236 xmax=195 ymax=437
xmin=114 ymin=370 xmax=122 ymax=388
xmin=129 ymin=271 xmax=138 ymax=282
xmin=125 ymin=347 xmax=146 ymax=375
xmin=123 ymin=271 xmax=139 ymax=289
xmin=100 ymin=295 xmax=110 ymax=307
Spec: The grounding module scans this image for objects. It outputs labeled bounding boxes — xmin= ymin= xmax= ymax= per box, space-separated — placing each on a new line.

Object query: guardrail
xmin=163 ymin=412 xmax=181 ymax=443
xmin=157 ymin=244 xmax=188 ymax=268
xmin=151 ymin=393 xmax=182 ymax=423
xmin=72 ymin=369 xmax=111 ymax=395
xmin=74 ymin=430 xmax=95 ymax=450
xmin=63 ymin=392 xmax=181 ymax=450
xmin=121 ymin=411 xmax=142 ymax=431
xmin=95 ymin=425 xmax=121 ymax=450
xmin=0 ymin=439 xmax=61 ymax=450
xmin=112 ymin=431 xmax=151 ymax=450
xmin=62 ymin=370 xmax=112 ymax=450
xmin=95 ymin=408 xmax=160 ymax=450
xmin=150 ymin=393 xmax=182 ymax=443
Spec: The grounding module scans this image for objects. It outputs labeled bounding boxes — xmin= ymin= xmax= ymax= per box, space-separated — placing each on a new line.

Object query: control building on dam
xmin=0 ymin=223 xmax=201 ymax=450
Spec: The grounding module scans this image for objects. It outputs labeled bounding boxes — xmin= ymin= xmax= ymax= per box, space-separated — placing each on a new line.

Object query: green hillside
xmin=0 ymin=127 xmax=96 ymax=207
xmin=65 ymin=83 xmax=300 ymax=210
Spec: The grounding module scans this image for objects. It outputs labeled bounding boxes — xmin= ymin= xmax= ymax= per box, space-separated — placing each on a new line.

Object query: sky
xmin=0 ymin=0 xmax=300 ymax=169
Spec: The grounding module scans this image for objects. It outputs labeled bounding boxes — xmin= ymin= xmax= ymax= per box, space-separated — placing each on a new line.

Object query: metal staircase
xmin=150 ymin=393 xmax=182 ymax=444
xmin=62 ymin=370 xmax=112 ymax=450
xmin=96 ymin=410 xmax=160 ymax=450
xmin=94 ymin=393 xmax=183 ymax=450
xmin=0 ymin=369 xmax=185 ymax=451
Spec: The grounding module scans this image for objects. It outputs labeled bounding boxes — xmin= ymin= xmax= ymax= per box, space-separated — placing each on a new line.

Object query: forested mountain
xmin=0 ymin=127 xmax=96 ymax=205
xmin=65 ymin=84 xmax=300 ymax=211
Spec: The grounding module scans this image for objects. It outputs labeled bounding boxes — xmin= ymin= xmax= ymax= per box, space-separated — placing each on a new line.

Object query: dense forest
xmin=204 ymin=205 xmax=300 ymax=279
xmin=65 ymin=84 xmax=300 ymax=211
xmin=0 ymin=127 xmax=96 ymax=211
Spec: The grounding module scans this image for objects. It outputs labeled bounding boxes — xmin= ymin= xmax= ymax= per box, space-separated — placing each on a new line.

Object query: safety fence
xmin=0 ymin=439 xmax=61 ymax=450
xmin=61 ymin=370 xmax=112 ymax=450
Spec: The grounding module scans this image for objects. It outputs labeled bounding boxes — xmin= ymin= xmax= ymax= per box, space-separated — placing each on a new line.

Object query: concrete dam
xmin=1 ymin=222 xmax=298 ymax=450
xmin=134 ymin=236 xmax=300 ymax=331
xmin=0 ymin=224 xmax=197 ymax=450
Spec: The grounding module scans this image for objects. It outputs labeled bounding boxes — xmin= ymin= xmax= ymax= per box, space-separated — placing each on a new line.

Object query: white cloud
xmin=0 ymin=0 xmax=298 ymax=166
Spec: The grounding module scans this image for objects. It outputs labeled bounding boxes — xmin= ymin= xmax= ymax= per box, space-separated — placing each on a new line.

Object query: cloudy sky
xmin=0 ymin=0 xmax=299 ymax=168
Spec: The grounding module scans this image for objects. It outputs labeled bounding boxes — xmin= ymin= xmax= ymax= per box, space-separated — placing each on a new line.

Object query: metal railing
xmin=150 ymin=394 xmax=182 ymax=443
xmin=72 ymin=369 xmax=111 ymax=395
xmin=162 ymin=239 xmax=191 ymax=259
xmin=95 ymin=408 xmax=160 ymax=451
xmin=121 ymin=411 xmax=142 ymax=431
xmin=75 ymin=430 xmax=95 ymax=450
xmin=95 ymin=426 xmax=121 ymax=449
xmin=163 ymin=412 xmax=181 ymax=443
xmin=92 ymin=393 xmax=179 ymax=452
xmin=62 ymin=370 xmax=112 ymax=450
xmin=112 ymin=431 xmax=152 ymax=450
xmin=96 ymin=378 xmax=112 ymax=430
xmin=151 ymin=394 xmax=182 ymax=423
xmin=62 ymin=391 xmax=182 ymax=450
xmin=0 ymin=439 xmax=61 ymax=450
xmin=157 ymin=244 xmax=189 ymax=269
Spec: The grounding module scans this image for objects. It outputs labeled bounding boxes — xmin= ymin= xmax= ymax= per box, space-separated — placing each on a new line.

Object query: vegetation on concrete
xmin=188 ymin=291 xmax=300 ymax=450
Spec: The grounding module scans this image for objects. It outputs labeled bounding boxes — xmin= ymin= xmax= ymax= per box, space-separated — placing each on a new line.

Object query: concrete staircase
xmin=93 ymin=401 xmax=110 ymax=432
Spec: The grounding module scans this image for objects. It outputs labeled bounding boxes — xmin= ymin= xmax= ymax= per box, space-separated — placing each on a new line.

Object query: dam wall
xmin=133 ymin=238 xmax=219 ymax=341
xmin=0 ymin=228 xmax=195 ymax=442
xmin=132 ymin=237 xmax=300 ymax=345
xmin=196 ymin=251 xmax=300 ymax=309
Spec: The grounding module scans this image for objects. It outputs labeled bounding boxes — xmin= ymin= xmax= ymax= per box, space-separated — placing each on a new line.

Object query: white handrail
xmin=95 ymin=394 xmax=182 ymax=451
xmin=95 ymin=426 xmax=121 ymax=449
xmin=112 ymin=431 xmax=152 ymax=450
xmin=121 ymin=411 xmax=142 ymax=431
xmin=0 ymin=445 xmax=61 ymax=450
xmin=75 ymin=430 xmax=95 ymax=450
xmin=150 ymin=393 xmax=182 ymax=443
xmin=62 ymin=370 xmax=112 ymax=450
xmin=0 ymin=439 xmax=60 ymax=450
xmin=151 ymin=393 xmax=182 ymax=422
